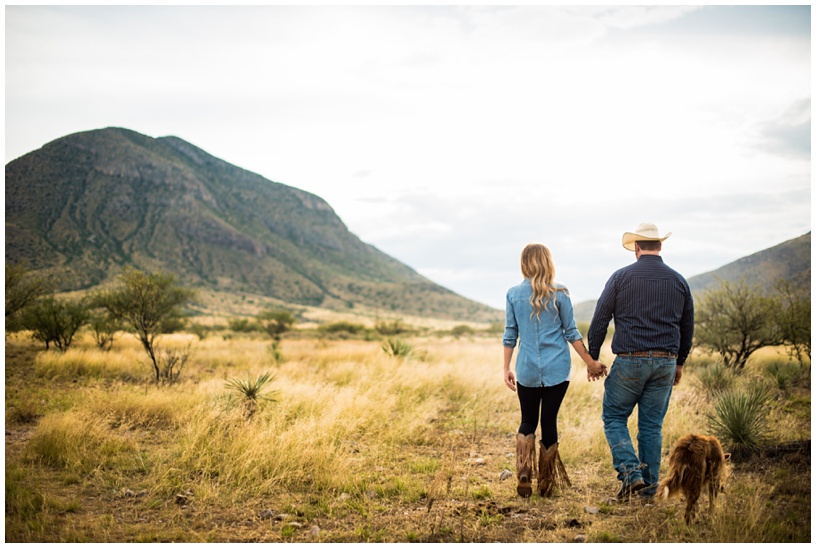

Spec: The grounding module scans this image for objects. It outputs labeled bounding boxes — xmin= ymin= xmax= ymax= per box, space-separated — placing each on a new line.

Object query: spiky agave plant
xmin=225 ymin=372 xmax=277 ymax=419
xmin=382 ymin=338 xmax=412 ymax=358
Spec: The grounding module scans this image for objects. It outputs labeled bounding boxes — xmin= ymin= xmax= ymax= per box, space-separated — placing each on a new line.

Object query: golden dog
xmin=658 ymin=434 xmax=730 ymax=524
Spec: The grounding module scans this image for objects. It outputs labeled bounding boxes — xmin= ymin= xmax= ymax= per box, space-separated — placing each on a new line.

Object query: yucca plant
xmin=763 ymin=358 xmax=806 ymax=394
xmin=382 ymin=338 xmax=412 ymax=358
xmin=225 ymin=372 xmax=277 ymax=419
xmin=708 ymin=382 xmax=772 ymax=459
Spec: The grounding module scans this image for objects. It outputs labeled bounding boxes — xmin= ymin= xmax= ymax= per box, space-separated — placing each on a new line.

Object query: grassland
xmin=5 ymin=328 xmax=811 ymax=543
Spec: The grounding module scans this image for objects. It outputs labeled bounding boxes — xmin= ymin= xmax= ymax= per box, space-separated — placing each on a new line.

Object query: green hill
xmin=686 ymin=232 xmax=810 ymax=295
xmin=573 ymin=232 xmax=811 ymax=324
xmin=5 ymin=127 xmax=501 ymax=322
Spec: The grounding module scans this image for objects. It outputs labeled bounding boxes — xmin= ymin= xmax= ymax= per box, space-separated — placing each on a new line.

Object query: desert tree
xmin=694 ymin=279 xmax=784 ymax=370
xmin=94 ymin=268 xmax=195 ymax=384
xmin=772 ymin=279 xmax=811 ymax=364
xmin=21 ymin=296 xmax=88 ymax=352
xmin=5 ymin=262 xmax=51 ymax=329
xmin=256 ymin=307 xmax=295 ymax=340
xmin=87 ymin=309 xmax=122 ymax=351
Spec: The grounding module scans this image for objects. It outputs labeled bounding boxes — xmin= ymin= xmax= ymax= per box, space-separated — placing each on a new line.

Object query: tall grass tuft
xmin=27 ymin=413 xmax=141 ymax=474
xmin=694 ymin=360 xmax=738 ymax=398
xmin=34 ymin=348 xmax=147 ymax=382
xmin=708 ymin=382 xmax=773 ymax=459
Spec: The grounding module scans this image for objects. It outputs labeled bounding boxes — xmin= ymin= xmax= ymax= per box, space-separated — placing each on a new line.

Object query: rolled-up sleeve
xmin=557 ymin=291 xmax=582 ymax=342
xmin=502 ymin=292 xmax=518 ymax=348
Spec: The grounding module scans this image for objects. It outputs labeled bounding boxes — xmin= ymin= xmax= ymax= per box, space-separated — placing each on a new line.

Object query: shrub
xmin=375 ymin=319 xmax=406 ymax=336
xmin=257 ymin=308 xmax=295 ymax=340
xmin=21 ymin=297 xmax=88 ymax=352
xmin=317 ymin=321 xmax=366 ymax=338
xmin=451 ymin=325 xmax=475 ymax=338
xmin=88 ymin=309 xmax=121 ymax=350
xmin=228 ymin=317 xmax=262 ymax=333
xmin=708 ymin=382 xmax=773 ymax=458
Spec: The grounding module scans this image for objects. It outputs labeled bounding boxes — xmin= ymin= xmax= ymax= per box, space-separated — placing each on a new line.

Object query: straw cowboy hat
xmin=622 ymin=222 xmax=672 ymax=251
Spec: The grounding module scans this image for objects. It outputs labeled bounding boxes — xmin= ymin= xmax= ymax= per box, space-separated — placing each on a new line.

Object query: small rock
xmin=174 ymin=493 xmax=189 ymax=505
xmin=583 ymin=506 xmax=600 ymax=514
xmin=259 ymin=509 xmax=275 ymax=519
xmin=309 ymin=525 xmax=321 ymax=537
xmin=499 ymin=469 xmax=513 ymax=481
xmin=474 ymin=457 xmax=486 ymax=465
xmin=574 ymin=534 xmax=586 ymax=542
xmin=289 ymin=522 xmax=303 ymax=529
xmin=124 ymin=489 xmax=136 ymax=497
xmin=338 ymin=492 xmax=351 ymax=501
xmin=275 ymin=513 xmax=291 ymax=521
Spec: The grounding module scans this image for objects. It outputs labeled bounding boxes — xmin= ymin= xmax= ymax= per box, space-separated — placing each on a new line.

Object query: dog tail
xmin=657 ymin=463 xmax=687 ymax=501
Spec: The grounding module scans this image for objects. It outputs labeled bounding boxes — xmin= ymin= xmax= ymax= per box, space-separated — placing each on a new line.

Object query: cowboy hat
xmin=622 ymin=222 xmax=672 ymax=251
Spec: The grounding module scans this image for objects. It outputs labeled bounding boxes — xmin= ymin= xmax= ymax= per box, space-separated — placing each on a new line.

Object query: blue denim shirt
xmin=502 ymin=280 xmax=582 ymax=388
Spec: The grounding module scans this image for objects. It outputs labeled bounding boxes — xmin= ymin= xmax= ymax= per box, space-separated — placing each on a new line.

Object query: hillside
xmin=5 ymin=127 xmax=500 ymax=322
xmin=686 ymin=232 xmax=811 ymax=294
xmin=573 ymin=232 xmax=811 ymax=324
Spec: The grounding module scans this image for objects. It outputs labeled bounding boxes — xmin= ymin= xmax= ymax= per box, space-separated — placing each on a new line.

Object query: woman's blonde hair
xmin=520 ymin=243 xmax=565 ymax=319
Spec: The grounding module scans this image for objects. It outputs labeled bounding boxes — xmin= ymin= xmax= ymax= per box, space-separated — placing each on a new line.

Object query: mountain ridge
xmin=5 ymin=127 xmax=501 ymax=322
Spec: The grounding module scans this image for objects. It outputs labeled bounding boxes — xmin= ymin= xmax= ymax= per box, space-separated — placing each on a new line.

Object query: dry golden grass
xmin=4 ymin=331 xmax=810 ymax=542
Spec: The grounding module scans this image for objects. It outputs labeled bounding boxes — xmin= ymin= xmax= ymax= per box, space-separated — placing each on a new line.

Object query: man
xmin=588 ymin=223 xmax=694 ymax=501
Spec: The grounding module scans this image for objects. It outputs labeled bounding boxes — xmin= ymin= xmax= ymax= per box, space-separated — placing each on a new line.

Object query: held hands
xmin=504 ymin=368 xmax=517 ymax=392
xmin=586 ymin=360 xmax=608 ymax=382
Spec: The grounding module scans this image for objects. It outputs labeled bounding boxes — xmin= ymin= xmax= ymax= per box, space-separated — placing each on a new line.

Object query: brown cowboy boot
xmin=538 ymin=442 xmax=572 ymax=497
xmin=515 ymin=433 xmax=536 ymax=497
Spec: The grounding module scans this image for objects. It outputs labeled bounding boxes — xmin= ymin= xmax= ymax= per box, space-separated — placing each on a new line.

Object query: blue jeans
xmin=602 ymin=356 xmax=676 ymax=497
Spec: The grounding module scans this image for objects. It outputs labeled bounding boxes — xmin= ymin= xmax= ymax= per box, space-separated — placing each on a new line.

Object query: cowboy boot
xmin=538 ymin=442 xmax=572 ymax=497
xmin=515 ymin=433 xmax=536 ymax=497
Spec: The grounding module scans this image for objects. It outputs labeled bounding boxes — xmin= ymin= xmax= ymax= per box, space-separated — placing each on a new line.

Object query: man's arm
xmin=588 ymin=275 xmax=616 ymax=360
xmin=676 ymin=281 xmax=695 ymax=365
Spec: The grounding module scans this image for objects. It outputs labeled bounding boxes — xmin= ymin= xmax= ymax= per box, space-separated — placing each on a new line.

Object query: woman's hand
xmin=504 ymin=368 xmax=517 ymax=392
xmin=586 ymin=360 xmax=608 ymax=382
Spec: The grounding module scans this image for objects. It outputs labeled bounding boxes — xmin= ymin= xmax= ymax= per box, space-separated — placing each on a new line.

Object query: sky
xmin=5 ymin=4 xmax=811 ymax=310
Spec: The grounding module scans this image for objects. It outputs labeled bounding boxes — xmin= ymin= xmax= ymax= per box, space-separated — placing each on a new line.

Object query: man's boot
xmin=538 ymin=442 xmax=571 ymax=497
xmin=515 ymin=433 xmax=536 ymax=497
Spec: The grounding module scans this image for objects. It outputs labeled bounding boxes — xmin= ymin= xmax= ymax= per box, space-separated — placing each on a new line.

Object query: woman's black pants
xmin=516 ymin=380 xmax=569 ymax=448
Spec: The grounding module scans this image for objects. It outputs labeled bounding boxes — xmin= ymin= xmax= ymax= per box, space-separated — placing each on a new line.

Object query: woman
xmin=503 ymin=243 xmax=606 ymax=498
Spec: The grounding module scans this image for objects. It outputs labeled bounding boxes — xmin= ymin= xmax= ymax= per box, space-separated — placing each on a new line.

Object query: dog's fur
xmin=657 ymin=434 xmax=730 ymax=524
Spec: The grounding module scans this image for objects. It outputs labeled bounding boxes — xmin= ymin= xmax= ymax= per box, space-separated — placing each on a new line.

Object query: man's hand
xmin=673 ymin=365 xmax=683 ymax=386
xmin=587 ymin=360 xmax=608 ymax=382
xmin=504 ymin=369 xmax=517 ymax=392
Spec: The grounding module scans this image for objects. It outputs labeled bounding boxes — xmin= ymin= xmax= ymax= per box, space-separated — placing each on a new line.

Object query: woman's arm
xmin=503 ymin=346 xmax=516 ymax=392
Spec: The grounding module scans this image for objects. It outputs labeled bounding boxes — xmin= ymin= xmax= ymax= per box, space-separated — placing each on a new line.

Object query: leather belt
xmin=619 ymin=351 xmax=677 ymax=358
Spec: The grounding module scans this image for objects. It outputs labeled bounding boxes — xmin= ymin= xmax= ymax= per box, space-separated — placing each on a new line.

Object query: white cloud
xmin=5 ymin=5 xmax=810 ymax=310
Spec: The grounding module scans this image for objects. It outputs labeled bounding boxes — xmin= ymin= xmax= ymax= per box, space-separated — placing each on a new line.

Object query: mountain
xmin=5 ymin=127 xmax=501 ymax=322
xmin=572 ymin=232 xmax=811 ymax=324
xmin=686 ymin=232 xmax=810 ymax=294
